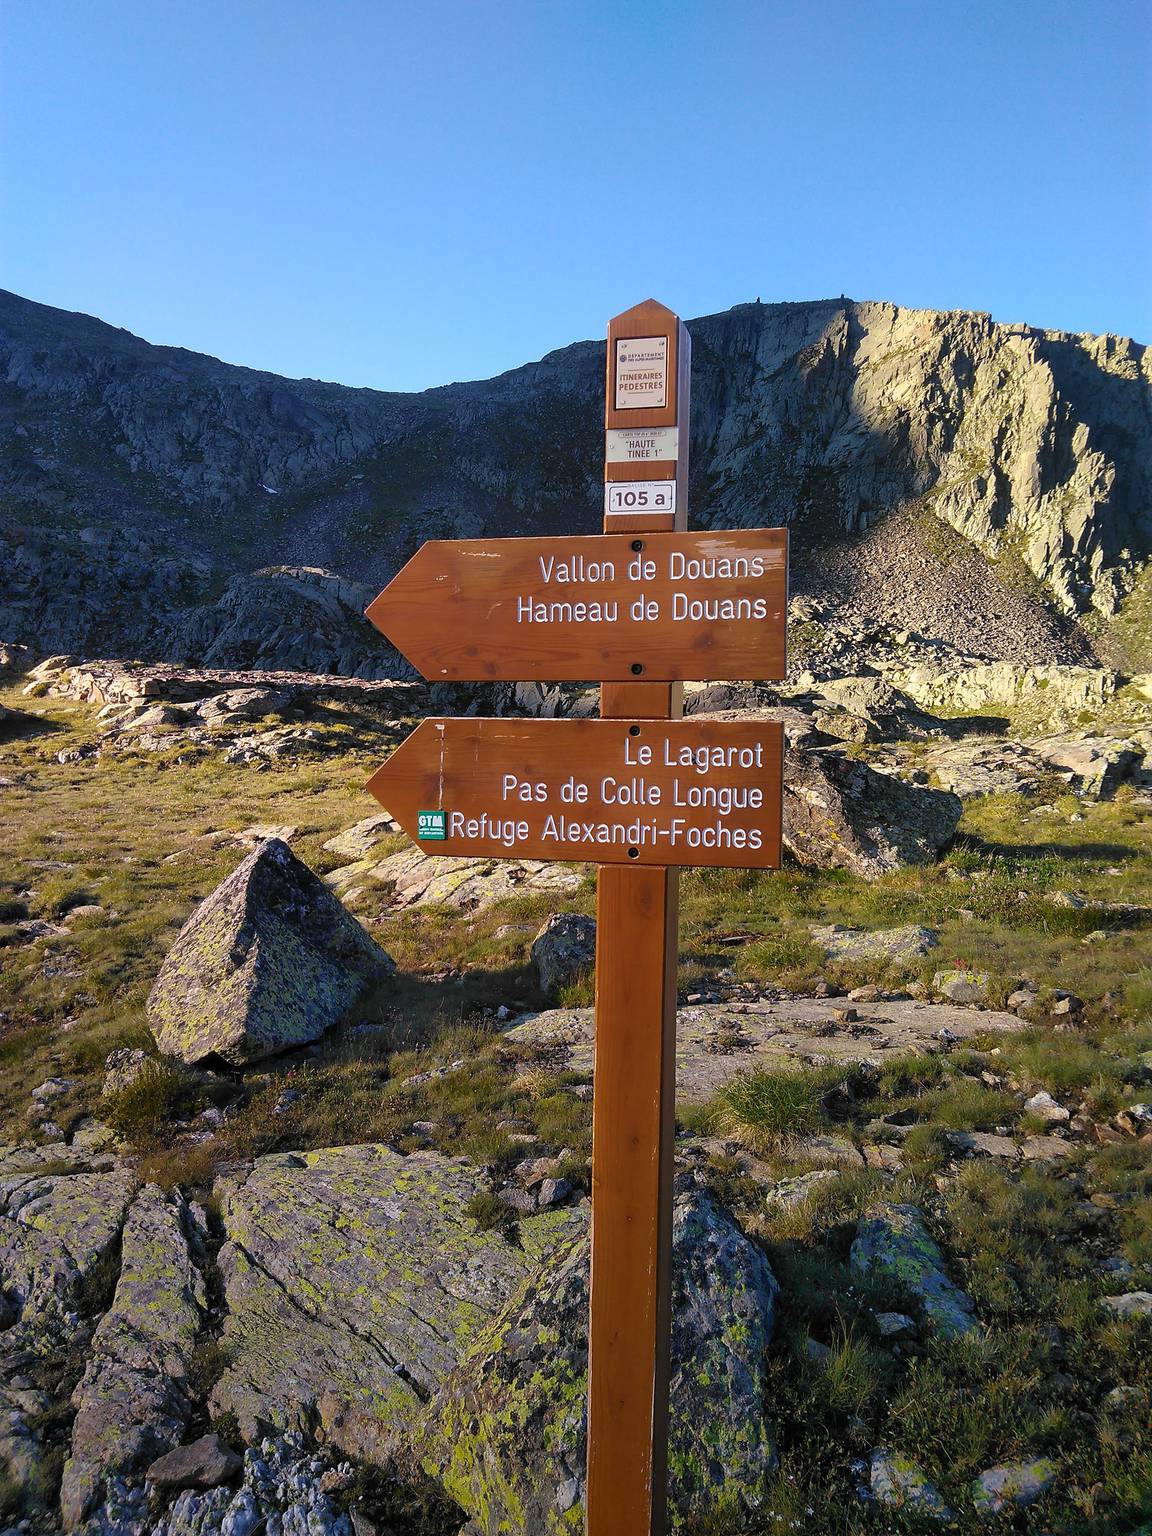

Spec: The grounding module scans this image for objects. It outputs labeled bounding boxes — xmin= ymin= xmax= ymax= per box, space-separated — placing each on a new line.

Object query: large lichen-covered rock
xmin=60 ymin=1185 xmax=205 ymax=1529
xmin=851 ymin=1204 xmax=980 ymax=1340
xmin=147 ymin=838 xmax=395 ymax=1065
xmin=210 ymin=1145 xmax=585 ymax=1453
xmin=784 ymin=748 xmax=961 ymax=878
xmin=424 ymin=1190 xmax=779 ymax=1533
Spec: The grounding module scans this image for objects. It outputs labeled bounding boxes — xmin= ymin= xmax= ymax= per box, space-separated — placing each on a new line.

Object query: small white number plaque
xmin=604 ymin=481 xmax=677 ymax=517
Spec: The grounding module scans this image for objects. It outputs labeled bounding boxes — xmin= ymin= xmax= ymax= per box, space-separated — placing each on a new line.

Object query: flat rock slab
xmin=210 ymin=1145 xmax=585 ymax=1453
xmin=809 ymin=924 xmax=938 ymax=963
xmin=339 ymin=845 xmax=583 ymax=913
xmin=505 ymin=997 xmax=1024 ymax=1103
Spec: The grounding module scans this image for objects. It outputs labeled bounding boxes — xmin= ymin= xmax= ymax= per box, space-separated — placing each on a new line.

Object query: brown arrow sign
xmin=365 ymin=716 xmax=783 ymax=869
xmin=365 ymin=529 xmax=788 ymax=682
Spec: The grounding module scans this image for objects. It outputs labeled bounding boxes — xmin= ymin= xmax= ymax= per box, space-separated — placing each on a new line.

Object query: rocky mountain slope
xmin=1 ymin=288 xmax=1149 ymax=674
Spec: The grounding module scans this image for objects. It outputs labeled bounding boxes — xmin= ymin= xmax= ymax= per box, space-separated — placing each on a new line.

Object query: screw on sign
xmin=363 ymin=301 xmax=788 ymax=1535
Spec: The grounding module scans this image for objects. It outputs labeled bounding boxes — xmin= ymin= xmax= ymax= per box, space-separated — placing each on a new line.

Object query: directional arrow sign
xmin=365 ymin=529 xmax=788 ymax=682
xmin=366 ymin=716 xmax=783 ymax=869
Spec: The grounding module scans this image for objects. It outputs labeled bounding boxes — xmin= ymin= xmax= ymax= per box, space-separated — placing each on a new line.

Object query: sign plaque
xmin=366 ymin=529 xmax=788 ymax=682
xmin=614 ymin=334 xmax=668 ymax=408
xmin=603 ymin=479 xmax=676 ymax=518
xmin=366 ymin=716 xmax=783 ymax=868
xmin=605 ymin=426 xmax=680 ymax=463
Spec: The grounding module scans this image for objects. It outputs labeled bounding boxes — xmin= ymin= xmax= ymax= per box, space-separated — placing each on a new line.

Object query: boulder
xmin=425 ymin=1190 xmax=779 ymax=1533
xmin=146 ymin=839 xmax=395 ymax=1065
xmin=850 ymin=1204 xmax=980 ymax=1339
xmin=60 ymin=1186 xmax=205 ymax=1528
xmin=531 ymin=913 xmax=597 ymax=997
xmin=783 ymin=748 xmax=961 ymax=878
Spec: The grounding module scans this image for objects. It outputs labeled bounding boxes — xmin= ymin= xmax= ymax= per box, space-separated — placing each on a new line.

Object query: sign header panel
xmin=366 ymin=717 xmax=784 ymax=869
xmin=614 ymin=336 xmax=668 ymax=409
xmin=366 ymin=528 xmax=788 ymax=682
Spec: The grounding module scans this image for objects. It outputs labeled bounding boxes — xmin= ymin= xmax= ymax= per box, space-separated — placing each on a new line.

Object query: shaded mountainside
xmin=1 ymin=288 xmax=1149 ymax=674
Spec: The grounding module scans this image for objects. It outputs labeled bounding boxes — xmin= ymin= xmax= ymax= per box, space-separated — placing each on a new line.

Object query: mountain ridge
xmin=2 ymin=287 xmax=1149 ymax=674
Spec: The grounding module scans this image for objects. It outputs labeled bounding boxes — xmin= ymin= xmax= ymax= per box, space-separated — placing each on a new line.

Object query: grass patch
xmin=713 ymin=1062 xmax=848 ymax=1150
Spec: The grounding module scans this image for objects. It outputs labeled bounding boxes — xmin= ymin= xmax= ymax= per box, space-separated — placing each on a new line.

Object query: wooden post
xmin=587 ymin=301 xmax=690 ymax=1536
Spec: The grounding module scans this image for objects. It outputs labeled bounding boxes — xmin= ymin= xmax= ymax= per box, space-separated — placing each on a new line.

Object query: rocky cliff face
xmin=1 ymin=288 xmax=1148 ymax=670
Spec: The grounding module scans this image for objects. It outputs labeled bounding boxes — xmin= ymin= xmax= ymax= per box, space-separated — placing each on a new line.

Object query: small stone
xmin=874 ymin=1312 xmax=917 ymax=1340
xmin=30 ymin=1076 xmax=76 ymax=1102
xmin=852 ymin=1205 xmax=980 ymax=1340
xmin=946 ymin=1131 xmax=1019 ymax=1160
xmin=1115 ymin=1103 xmax=1152 ymax=1135
xmin=804 ymin=1336 xmax=832 ymax=1363
xmin=831 ymin=1006 xmax=858 ymax=1023
xmin=933 ymin=970 xmax=990 ymax=1005
xmin=555 ymin=1477 xmax=581 ymax=1512
xmin=794 ymin=1134 xmax=863 ymax=1168
xmin=971 ymin=1457 xmax=1057 ymax=1516
xmin=765 ymin=1169 xmax=840 ymax=1209
xmin=1024 ymin=1090 xmax=1070 ymax=1124
xmin=102 ymin=1047 xmax=152 ymax=1097
xmin=146 ymin=1433 xmax=245 ymax=1491
xmin=1099 ymin=1291 xmax=1152 ymax=1319
xmin=1020 ymin=1136 xmax=1071 ymax=1161
xmin=869 ymin=1448 xmax=952 ymax=1519
xmin=537 ymin=1177 xmax=572 ymax=1209
xmin=847 ymin=985 xmax=883 ymax=1003
xmin=1007 ymin=986 xmax=1039 ymax=1011
xmin=1051 ymin=995 xmax=1082 ymax=1016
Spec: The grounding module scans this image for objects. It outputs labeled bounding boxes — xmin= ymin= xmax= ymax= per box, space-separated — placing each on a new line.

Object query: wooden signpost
xmin=364 ymin=300 xmax=788 ymax=1536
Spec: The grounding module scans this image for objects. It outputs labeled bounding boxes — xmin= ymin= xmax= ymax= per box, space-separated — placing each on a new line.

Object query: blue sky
xmin=3 ymin=0 xmax=1149 ymax=391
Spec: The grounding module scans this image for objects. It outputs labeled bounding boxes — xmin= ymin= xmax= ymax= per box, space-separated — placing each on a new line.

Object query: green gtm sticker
xmin=418 ymin=810 xmax=447 ymax=841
